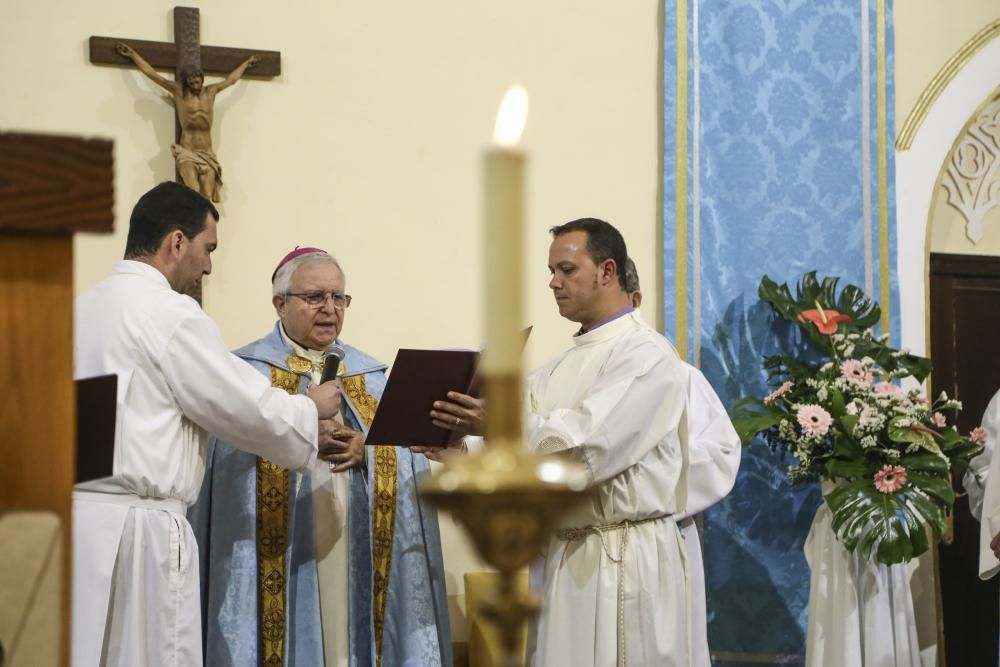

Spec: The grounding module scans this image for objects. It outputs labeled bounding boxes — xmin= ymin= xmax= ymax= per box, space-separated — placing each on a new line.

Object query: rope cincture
xmin=554 ymin=514 xmax=670 ymax=667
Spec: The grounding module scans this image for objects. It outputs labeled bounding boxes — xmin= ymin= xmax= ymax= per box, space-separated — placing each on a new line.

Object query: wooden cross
xmin=89 ymin=6 xmax=280 ymax=201
xmin=89 ymin=6 xmax=281 ymax=81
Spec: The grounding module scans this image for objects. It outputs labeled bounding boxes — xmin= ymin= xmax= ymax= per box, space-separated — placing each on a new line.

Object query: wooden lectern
xmin=0 ymin=132 xmax=113 ymax=666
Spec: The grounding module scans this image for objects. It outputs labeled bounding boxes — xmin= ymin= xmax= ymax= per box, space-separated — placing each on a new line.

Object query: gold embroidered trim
xmin=340 ymin=374 xmax=379 ymax=428
xmin=371 ymin=445 xmax=397 ymax=667
xmin=340 ymin=374 xmax=397 ymax=667
xmin=271 ymin=365 xmax=300 ymax=393
xmin=286 ymin=354 xmax=313 ymax=374
xmin=257 ymin=366 xmax=297 ymax=666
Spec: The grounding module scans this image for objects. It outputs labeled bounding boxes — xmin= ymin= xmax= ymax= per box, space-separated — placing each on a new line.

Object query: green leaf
xmin=825 ymin=458 xmax=872 ymax=479
xmin=829 ymin=388 xmax=847 ymax=418
xmin=729 ymin=399 xmax=783 ymax=446
xmin=887 ymin=417 xmax=947 ymax=461
xmin=758 ymin=275 xmax=799 ymax=322
xmin=839 ymin=414 xmax=860 ymax=438
xmin=825 ymin=478 xmax=942 ymax=565
xmin=901 ymin=453 xmax=949 ymax=475
xmin=906 ymin=487 xmax=948 ymax=535
xmin=832 ymin=432 xmax=864 ymax=459
xmin=907 ymin=472 xmax=955 ymax=505
xmin=835 ymin=284 xmax=881 ymax=329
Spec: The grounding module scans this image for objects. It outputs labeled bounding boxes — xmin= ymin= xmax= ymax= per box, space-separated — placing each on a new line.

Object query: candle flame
xmin=493 ymin=84 xmax=529 ymax=147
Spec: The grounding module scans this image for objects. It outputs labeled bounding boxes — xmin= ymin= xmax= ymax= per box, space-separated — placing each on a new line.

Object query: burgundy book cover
xmin=365 ymin=349 xmax=479 ymax=447
xmin=76 ymin=374 xmax=117 ymax=483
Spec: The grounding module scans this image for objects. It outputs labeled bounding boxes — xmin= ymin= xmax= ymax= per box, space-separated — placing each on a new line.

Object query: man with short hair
xmin=429 ymin=219 xmax=694 ymax=665
xmin=530 ymin=219 xmax=693 ymax=666
xmin=73 ymin=182 xmax=340 ymax=667
xmin=191 ymin=247 xmax=451 ymax=667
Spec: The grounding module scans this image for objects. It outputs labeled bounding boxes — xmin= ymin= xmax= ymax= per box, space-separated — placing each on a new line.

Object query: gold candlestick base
xmin=420 ymin=444 xmax=587 ymax=667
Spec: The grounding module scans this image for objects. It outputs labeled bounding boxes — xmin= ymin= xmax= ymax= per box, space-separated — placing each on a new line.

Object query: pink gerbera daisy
xmin=932 ymin=412 xmax=947 ymax=427
xmin=764 ymin=381 xmax=794 ymax=405
xmin=970 ymin=427 xmax=988 ymax=447
xmin=873 ymin=464 xmax=907 ymax=494
xmin=874 ymin=382 xmax=903 ymax=395
xmin=797 ymin=404 xmax=832 ymax=437
xmin=840 ymin=359 xmax=873 ymax=383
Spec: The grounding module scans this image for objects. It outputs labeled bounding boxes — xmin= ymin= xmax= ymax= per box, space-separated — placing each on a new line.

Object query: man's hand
xmin=411 ymin=438 xmax=466 ymax=463
xmin=430 ymin=392 xmax=485 ymax=437
xmin=319 ymin=424 xmax=365 ymax=473
xmin=992 ymin=531 xmax=1000 ymax=560
xmin=247 ymin=55 xmax=261 ymax=68
xmin=308 ymin=382 xmax=342 ymax=420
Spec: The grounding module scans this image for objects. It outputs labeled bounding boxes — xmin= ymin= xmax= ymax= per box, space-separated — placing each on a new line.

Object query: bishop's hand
xmin=320 ymin=425 xmax=365 ymax=473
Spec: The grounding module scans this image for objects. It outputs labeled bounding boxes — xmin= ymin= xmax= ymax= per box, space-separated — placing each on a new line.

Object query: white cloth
xmin=975 ymin=391 xmax=1000 ymax=667
xmin=280 ymin=325 xmax=352 ymax=667
xmin=979 ymin=390 xmax=1000 ymax=580
xmin=804 ymin=485 xmax=921 ymax=667
xmin=964 ymin=391 xmax=997 ymax=523
xmin=72 ymin=260 xmax=318 ymax=667
xmin=675 ymin=365 xmax=742 ymax=667
xmin=524 ymin=311 xmax=692 ymax=667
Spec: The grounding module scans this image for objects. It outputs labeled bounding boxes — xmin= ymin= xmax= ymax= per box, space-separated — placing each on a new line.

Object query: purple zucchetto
xmin=271 ymin=246 xmax=326 ymax=282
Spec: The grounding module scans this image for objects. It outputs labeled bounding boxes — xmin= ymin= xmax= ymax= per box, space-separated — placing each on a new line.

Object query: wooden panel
xmin=0 ymin=236 xmax=75 ymax=666
xmin=89 ymin=36 xmax=282 ymax=77
xmin=931 ymin=252 xmax=1000 ymax=278
xmin=929 ymin=252 xmax=1000 ymax=667
xmin=0 ymin=133 xmax=113 ymax=235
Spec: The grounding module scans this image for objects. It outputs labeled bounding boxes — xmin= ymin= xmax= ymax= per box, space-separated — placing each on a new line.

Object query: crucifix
xmin=89 ymin=7 xmax=281 ymax=203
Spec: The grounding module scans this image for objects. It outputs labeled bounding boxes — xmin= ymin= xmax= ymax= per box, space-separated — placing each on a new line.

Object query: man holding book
xmin=420 ymin=219 xmax=698 ymax=666
xmin=190 ymin=247 xmax=451 ymax=667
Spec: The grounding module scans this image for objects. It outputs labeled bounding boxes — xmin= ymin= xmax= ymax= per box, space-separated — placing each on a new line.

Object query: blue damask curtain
xmin=662 ymin=1 xmax=898 ymax=663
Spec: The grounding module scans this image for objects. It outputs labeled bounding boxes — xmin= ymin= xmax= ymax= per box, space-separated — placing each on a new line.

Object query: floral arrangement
xmin=731 ymin=273 xmax=984 ymax=565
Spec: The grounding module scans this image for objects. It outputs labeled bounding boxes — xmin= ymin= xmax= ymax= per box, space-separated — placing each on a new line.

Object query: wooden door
xmin=929 ymin=252 xmax=1000 ymax=667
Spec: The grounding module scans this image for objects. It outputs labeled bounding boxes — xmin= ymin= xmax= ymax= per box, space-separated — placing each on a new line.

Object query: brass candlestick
xmin=421 ymin=85 xmax=587 ymax=667
xmin=420 ymin=376 xmax=587 ymax=667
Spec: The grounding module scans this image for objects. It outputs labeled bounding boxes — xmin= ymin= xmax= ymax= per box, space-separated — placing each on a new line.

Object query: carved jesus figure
xmin=116 ymin=42 xmax=259 ymax=202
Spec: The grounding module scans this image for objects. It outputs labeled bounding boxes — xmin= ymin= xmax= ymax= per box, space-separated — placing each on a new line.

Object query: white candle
xmin=482 ymin=85 xmax=528 ymax=377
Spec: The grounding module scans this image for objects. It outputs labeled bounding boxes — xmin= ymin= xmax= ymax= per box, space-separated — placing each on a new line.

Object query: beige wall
xmin=894 ymin=0 xmax=999 ymax=131
xmin=895 ymin=1 xmax=1000 ymax=256
xmin=1 ymin=0 xmax=663 ymax=367
xmin=1 ymin=0 xmax=662 ymax=641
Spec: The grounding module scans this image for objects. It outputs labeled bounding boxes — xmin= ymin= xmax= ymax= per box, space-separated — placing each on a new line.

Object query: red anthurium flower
xmin=797 ymin=306 xmax=851 ymax=335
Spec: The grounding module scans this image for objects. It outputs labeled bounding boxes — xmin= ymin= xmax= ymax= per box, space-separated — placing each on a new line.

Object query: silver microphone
xmin=320 ymin=345 xmax=346 ymax=384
